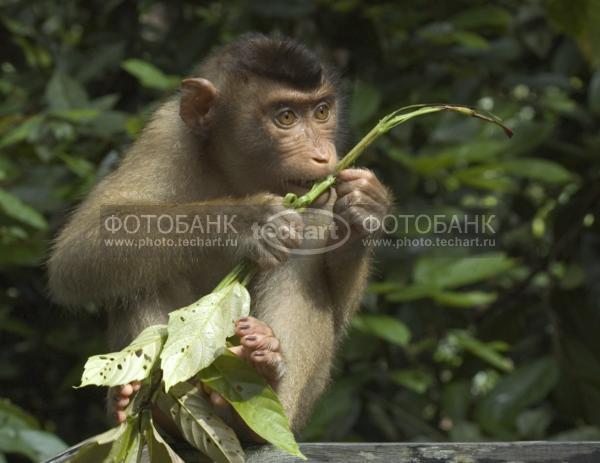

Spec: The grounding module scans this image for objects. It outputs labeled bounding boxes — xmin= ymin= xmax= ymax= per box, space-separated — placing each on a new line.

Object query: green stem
xmin=214 ymin=104 xmax=512 ymax=290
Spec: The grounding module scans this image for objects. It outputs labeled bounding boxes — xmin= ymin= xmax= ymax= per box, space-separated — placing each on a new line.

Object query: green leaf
xmin=108 ymin=423 xmax=143 ymax=463
xmin=546 ymin=0 xmax=589 ymax=36
xmin=498 ymin=158 xmax=574 ymax=184
xmin=0 ymin=115 xmax=43 ymax=148
xmin=441 ymin=381 xmax=471 ymax=422
xmin=390 ymin=369 xmax=433 ymax=394
xmin=144 ymin=412 xmax=186 ymax=463
xmin=450 ymin=330 xmax=513 ymax=372
xmin=249 ymin=0 xmax=315 ymax=18
xmin=453 ymin=165 xmax=517 ymax=192
xmin=0 ymin=400 xmax=61 ymax=461
xmin=449 ymin=421 xmax=483 ymax=442
xmin=516 ymin=407 xmax=553 ymax=439
xmin=0 ymin=399 xmax=39 ymax=430
xmin=69 ymin=417 xmax=144 ymax=463
xmin=476 ymin=357 xmax=559 ymax=434
xmin=51 ymin=108 xmax=101 ymax=123
xmin=160 ymin=283 xmax=250 ymax=391
xmin=411 ymin=140 xmax=507 ymax=174
xmin=414 ymin=252 xmax=515 ymax=289
xmin=79 ymin=324 xmax=167 ymax=387
xmin=450 ymin=6 xmax=512 ymax=30
xmin=58 ymin=153 xmax=95 ymax=178
xmin=156 ymin=384 xmax=244 ymax=463
xmin=368 ymin=281 xmax=404 ymax=294
xmin=69 ymin=423 xmax=128 ymax=463
xmin=87 ymin=110 xmax=128 ymax=137
xmin=550 ymin=426 xmax=600 ymax=441
xmin=122 ymin=59 xmax=179 ymax=90
xmin=589 ymin=70 xmax=600 ymax=115
xmin=586 ymin=0 xmax=600 ymax=67
xmin=433 ymin=290 xmax=497 ymax=307
xmin=351 ymin=314 xmax=411 ymax=346
xmin=0 ymin=188 xmax=47 ymax=229
xmin=349 ymin=80 xmax=381 ymax=128
xmin=453 ymin=31 xmax=490 ymax=50
xmin=45 ymin=71 xmax=89 ymax=111
xmin=301 ymin=376 xmax=364 ymax=441
xmin=0 ymin=428 xmax=68 ymax=462
xmin=77 ymin=42 xmax=126 ymax=83
xmin=198 ymin=352 xmax=305 ymax=459
xmin=385 ymin=284 xmax=437 ymax=302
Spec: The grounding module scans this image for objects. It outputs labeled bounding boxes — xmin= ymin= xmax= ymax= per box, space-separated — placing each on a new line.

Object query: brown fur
xmin=48 ymin=34 xmax=381 ymax=432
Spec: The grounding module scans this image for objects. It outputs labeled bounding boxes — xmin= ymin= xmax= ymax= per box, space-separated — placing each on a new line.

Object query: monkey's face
xmin=231 ymin=82 xmax=340 ymax=196
xmin=180 ymin=76 xmax=341 ymax=196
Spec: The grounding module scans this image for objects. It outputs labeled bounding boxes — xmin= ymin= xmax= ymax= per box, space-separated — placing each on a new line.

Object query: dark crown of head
xmin=223 ymin=33 xmax=325 ymax=90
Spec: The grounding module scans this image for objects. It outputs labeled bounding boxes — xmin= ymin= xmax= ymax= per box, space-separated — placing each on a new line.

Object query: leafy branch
xmin=72 ymin=104 xmax=511 ymax=463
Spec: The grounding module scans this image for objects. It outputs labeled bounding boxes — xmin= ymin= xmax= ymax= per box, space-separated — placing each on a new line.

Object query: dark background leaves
xmin=1 ymin=0 xmax=600 ymax=459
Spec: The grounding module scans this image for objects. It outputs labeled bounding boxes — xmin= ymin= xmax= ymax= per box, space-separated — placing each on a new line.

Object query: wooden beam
xmin=45 ymin=441 xmax=600 ymax=463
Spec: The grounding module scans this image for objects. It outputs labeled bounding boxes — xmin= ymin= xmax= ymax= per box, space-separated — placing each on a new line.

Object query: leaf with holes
xmin=69 ymin=420 xmax=136 ymax=463
xmin=144 ymin=412 xmax=186 ymax=463
xmin=160 ymin=282 xmax=250 ymax=391
xmin=78 ymin=325 xmax=167 ymax=387
xmin=198 ymin=352 xmax=305 ymax=460
xmin=157 ymin=383 xmax=244 ymax=463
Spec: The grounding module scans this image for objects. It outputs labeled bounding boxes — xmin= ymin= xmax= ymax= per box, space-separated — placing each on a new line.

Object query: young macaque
xmin=48 ymin=33 xmax=391 ymax=436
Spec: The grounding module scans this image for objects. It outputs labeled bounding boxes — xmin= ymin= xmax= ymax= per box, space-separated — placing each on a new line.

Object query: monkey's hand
xmin=204 ymin=316 xmax=283 ymax=403
xmin=333 ymin=168 xmax=391 ymax=241
xmin=110 ymin=381 xmax=141 ymax=424
xmin=240 ymin=195 xmax=304 ymax=269
xmin=202 ymin=316 xmax=284 ymax=443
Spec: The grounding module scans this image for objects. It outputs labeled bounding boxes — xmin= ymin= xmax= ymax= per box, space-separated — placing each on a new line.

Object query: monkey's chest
xmin=249 ymin=254 xmax=331 ymax=318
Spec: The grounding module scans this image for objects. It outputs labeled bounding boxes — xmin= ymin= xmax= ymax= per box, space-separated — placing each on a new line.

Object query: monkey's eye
xmin=274 ymin=109 xmax=299 ymax=127
xmin=314 ymin=103 xmax=331 ymax=121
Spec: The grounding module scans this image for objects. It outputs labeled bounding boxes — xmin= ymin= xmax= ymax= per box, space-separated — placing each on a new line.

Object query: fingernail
xmin=253 ymin=350 xmax=265 ymax=357
xmin=239 ymin=324 xmax=250 ymax=330
xmin=244 ymin=335 xmax=256 ymax=342
xmin=238 ymin=317 xmax=248 ymax=322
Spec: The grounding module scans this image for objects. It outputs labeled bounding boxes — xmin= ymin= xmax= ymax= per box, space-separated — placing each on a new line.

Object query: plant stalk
xmin=214 ymin=104 xmax=512 ymax=290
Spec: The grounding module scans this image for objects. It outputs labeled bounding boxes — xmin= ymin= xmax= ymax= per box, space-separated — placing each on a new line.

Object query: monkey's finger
xmin=338 ymin=206 xmax=382 ymax=235
xmin=241 ymin=334 xmax=280 ymax=353
xmin=118 ymin=383 xmax=134 ymax=397
xmin=335 ymin=193 xmax=385 ymax=218
xmin=210 ymin=391 xmax=228 ymax=407
xmin=131 ymin=381 xmax=141 ymax=392
xmin=310 ymin=186 xmax=336 ymax=208
xmin=336 ymin=168 xmax=377 ymax=183
xmin=278 ymin=210 xmax=303 ymax=226
xmin=335 ymin=178 xmax=388 ymax=205
xmin=235 ymin=316 xmax=274 ymax=337
xmin=247 ymin=239 xmax=289 ymax=269
xmin=200 ymin=383 xmax=230 ymax=409
xmin=228 ymin=345 xmax=245 ymax=358
xmin=115 ymin=397 xmax=130 ymax=409
xmin=115 ymin=410 xmax=127 ymax=424
xmin=250 ymin=351 xmax=285 ymax=382
xmin=273 ymin=222 xmax=302 ymax=249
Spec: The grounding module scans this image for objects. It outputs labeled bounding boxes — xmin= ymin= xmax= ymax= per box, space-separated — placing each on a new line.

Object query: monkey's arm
xmin=323 ymin=168 xmax=391 ymax=327
xmin=324 ymin=243 xmax=372 ymax=328
xmin=48 ymin=191 xmax=299 ymax=307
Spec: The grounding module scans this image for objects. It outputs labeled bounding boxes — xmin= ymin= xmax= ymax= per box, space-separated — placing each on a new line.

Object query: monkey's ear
xmin=179 ymin=78 xmax=218 ymax=130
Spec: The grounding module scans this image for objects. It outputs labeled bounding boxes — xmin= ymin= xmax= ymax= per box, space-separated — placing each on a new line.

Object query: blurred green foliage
xmin=2 ymin=0 xmax=600 ymax=459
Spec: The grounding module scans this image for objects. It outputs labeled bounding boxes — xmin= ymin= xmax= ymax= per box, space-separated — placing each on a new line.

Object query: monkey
xmin=48 ymin=33 xmax=391 ymax=438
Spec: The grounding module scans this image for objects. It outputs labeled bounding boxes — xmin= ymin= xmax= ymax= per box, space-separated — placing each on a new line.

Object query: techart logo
xmin=252 ymin=208 xmax=351 ymax=256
